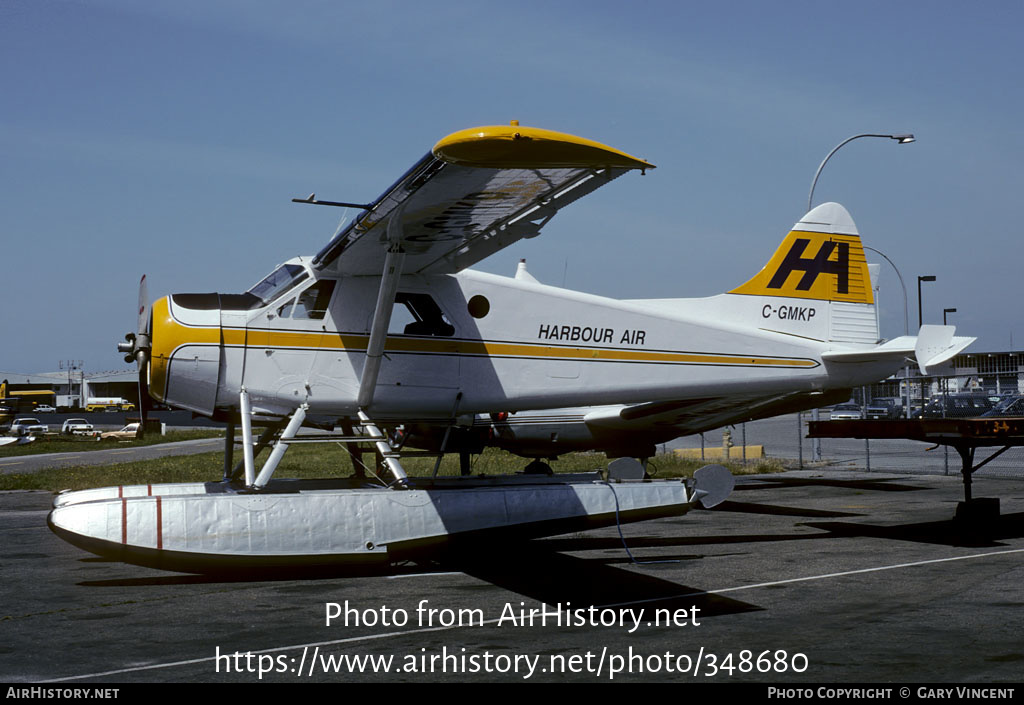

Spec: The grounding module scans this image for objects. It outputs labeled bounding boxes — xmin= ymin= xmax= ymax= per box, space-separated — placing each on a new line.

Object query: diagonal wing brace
xmin=357 ymin=205 xmax=406 ymax=411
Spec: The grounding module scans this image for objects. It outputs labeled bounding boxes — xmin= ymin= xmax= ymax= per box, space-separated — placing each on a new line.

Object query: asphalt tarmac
xmin=3 ymin=469 xmax=1023 ymax=684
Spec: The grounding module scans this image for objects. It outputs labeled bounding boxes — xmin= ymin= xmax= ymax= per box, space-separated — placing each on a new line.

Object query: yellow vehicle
xmin=85 ymin=397 xmax=136 ymax=412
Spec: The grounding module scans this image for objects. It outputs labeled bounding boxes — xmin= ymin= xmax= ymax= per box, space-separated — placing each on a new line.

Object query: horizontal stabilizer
xmin=821 ymin=337 xmax=915 ymax=367
xmin=914 ymin=325 xmax=975 ymax=374
xmin=822 ymin=325 xmax=975 ymax=375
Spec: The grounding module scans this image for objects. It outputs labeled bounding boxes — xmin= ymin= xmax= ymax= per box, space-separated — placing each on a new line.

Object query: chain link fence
xmin=668 ymin=371 xmax=1024 ymax=479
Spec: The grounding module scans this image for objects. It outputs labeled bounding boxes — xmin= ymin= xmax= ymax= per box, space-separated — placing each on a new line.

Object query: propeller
xmin=116 ymin=275 xmax=152 ymax=436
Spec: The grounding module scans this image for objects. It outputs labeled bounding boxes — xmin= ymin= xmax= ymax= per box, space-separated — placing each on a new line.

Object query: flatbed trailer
xmin=808 ymin=417 xmax=1024 ymax=518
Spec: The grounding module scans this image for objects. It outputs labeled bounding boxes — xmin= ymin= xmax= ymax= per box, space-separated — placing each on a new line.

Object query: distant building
xmin=950 ymin=351 xmax=1023 ymax=396
xmin=861 ymin=350 xmax=1022 ymax=404
xmin=0 ymin=369 xmax=139 ymax=410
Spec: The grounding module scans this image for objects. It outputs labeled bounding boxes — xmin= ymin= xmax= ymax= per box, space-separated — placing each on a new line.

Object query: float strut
xmin=253 ymin=404 xmax=308 ymax=488
xmin=357 ymin=410 xmax=408 ymax=483
xmin=230 ymin=420 xmax=286 ymax=482
xmin=240 ymin=388 xmax=256 ymax=487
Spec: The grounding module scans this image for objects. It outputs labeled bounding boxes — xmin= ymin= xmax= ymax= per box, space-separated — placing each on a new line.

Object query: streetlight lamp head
xmin=808 ymin=132 xmax=917 ymax=212
xmin=919 ymin=275 xmax=936 ymax=282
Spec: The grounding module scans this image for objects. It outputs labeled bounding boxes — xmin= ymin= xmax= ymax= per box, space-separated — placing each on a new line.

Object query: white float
xmin=48 ymin=467 xmax=733 ymax=574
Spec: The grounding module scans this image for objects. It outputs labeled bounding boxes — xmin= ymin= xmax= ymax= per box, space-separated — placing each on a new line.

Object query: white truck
xmin=56 ymin=395 xmax=81 ymax=411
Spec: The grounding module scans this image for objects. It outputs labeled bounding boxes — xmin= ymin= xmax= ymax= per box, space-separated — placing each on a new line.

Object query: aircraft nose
xmin=148 ymin=294 xmax=223 ymax=414
xmin=148 ymin=295 xmax=173 ymax=404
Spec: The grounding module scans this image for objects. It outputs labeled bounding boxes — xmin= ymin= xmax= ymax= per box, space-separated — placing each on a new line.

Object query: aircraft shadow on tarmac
xmin=736 ymin=476 xmax=925 ymax=492
xmin=74 ymin=558 xmax=406 ymax=587
xmin=76 ymin=541 xmax=761 ymax=618
xmin=445 ymin=543 xmax=761 ymax=618
xmin=802 ymin=511 xmax=1024 ymax=549
xmin=712 ymin=499 xmax=865 ymax=518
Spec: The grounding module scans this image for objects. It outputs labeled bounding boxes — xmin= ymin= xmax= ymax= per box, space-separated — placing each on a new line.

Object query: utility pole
xmin=59 ymin=360 xmax=83 ymax=409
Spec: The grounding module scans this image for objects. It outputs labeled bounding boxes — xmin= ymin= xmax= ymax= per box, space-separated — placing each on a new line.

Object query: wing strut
xmin=357 ymin=208 xmax=407 ymax=410
xmin=355 ymin=207 xmax=409 ymax=483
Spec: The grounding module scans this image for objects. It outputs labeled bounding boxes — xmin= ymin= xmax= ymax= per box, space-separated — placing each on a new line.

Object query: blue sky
xmin=2 ymin=0 xmax=1022 ymax=373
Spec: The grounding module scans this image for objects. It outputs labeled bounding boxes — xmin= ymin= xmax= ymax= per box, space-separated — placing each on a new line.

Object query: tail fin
xmin=730 ymin=203 xmax=872 ymax=304
xmin=729 ymin=203 xmax=878 ymax=344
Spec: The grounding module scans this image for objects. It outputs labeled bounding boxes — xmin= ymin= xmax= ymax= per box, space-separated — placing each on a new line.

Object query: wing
xmin=312 ymin=124 xmax=654 ymax=276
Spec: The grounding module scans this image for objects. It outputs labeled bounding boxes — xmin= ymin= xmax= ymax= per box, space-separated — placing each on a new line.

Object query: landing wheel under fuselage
xmin=523 ymin=460 xmax=553 ymax=475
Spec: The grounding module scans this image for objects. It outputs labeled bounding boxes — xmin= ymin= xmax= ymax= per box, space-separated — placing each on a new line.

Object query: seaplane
xmin=48 ymin=122 xmax=972 ymax=573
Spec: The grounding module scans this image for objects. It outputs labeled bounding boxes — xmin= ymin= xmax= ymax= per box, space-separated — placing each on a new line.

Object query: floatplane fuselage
xmin=152 ymin=261 xmax=871 ymax=423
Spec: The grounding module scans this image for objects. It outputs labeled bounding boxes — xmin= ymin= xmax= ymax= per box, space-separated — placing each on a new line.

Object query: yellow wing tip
xmin=433 ymin=124 xmax=655 ymax=170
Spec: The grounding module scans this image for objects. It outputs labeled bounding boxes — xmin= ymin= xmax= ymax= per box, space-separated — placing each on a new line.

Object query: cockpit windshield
xmin=247 ymin=263 xmax=309 ymax=305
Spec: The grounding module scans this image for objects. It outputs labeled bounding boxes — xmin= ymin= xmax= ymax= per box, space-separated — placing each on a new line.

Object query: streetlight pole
xmin=864 ymin=246 xmax=912 ymax=418
xmin=808 ymin=133 xmax=915 ymax=213
xmin=59 ymin=360 xmax=83 ymax=410
xmin=940 ymin=307 xmax=957 ymax=474
xmin=864 ymin=246 xmax=909 ymax=336
xmin=917 ymin=275 xmax=937 ymax=411
xmin=806 ymin=133 xmax=914 ymax=459
xmin=917 ymin=275 xmax=936 ymax=328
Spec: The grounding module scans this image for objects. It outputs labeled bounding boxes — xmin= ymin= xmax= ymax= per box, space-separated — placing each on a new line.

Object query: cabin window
xmin=388 ymin=292 xmax=454 ymax=337
xmin=467 ymin=294 xmax=490 ymax=319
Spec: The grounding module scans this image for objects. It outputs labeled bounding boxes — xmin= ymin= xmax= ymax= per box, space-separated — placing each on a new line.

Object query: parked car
xmin=865 ymin=398 xmax=902 ymax=420
xmin=914 ymin=394 xmax=995 ymax=419
xmin=10 ymin=417 xmax=48 ymax=435
xmin=982 ymin=395 xmax=1024 ymax=417
xmin=34 ymin=405 xmax=57 ymax=413
xmin=61 ymin=418 xmax=95 ymax=436
xmin=98 ymin=423 xmax=140 ymax=441
xmin=830 ymin=403 xmax=862 ymax=420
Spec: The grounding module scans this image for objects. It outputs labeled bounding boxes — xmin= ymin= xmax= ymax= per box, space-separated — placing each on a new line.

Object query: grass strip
xmin=0 ymin=443 xmax=785 ymax=492
xmin=0 ymin=429 xmax=226 ymax=457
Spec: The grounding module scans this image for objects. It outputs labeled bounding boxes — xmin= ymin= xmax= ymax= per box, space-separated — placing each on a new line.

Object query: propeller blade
xmin=136 ymin=274 xmax=149 ymax=340
xmin=134 ymin=275 xmax=152 ymax=436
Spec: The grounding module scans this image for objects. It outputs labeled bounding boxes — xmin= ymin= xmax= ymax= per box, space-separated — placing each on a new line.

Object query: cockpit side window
xmin=388 ymin=292 xmax=454 ymax=337
xmin=248 ymin=264 xmax=309 ymax=306
xmin=276 ymin=280 xmax=336 ymax=320
xmin=294 ymin=280 xmax=336 ymax=320
xmin=276 ymin=297 xmax=298 ymax=318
